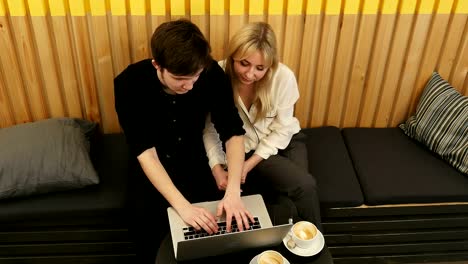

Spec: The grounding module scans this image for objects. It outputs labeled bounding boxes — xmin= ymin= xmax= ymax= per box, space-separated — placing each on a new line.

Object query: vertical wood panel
xmin=267 ymin=0 xmax=285 ymax=60
xmin=464 ymin=75 xmax=468 ymax=95
xmin=390 ymin=12 xmax=434 ymax=127
xmin=89 ymin=13 xmax=120 ymax=133
xmin=342 ymin=13 xmax=378 ymax=127
xmin=228 ymin=15 xmax=244 ymax=42
xmin=309 ymin=13 xmax=340 ymax=127
xmin=109 ymin=1 xmax=131 ymax=76
xmin=191 ymin=14 xmax=210 ymax=41
xmin=437 ymin=13 xmax=467 ymax=82
xmin=49 ymin=0 xmax=83 ymax=118
xmin=50 ymin=15 xmax=83 ymax=118
xmin=291 ymin=0 xmax=320 ymax=127
xmin=0 ymin=0 xmax=12 ymax=126
xmin=374 ymin=13 xmax=414 ymax=127
xmin=70 ymin=15 xmax=100 ymax=122
xmin=449 ymin=17 xmax=467 ymax=92
xmin=407 ymin=12 xmax=453 ymax=117
xmin=128 ymin=16 xmax=150 ymax=62
xmin=30 ymin=15 xmax=66 ymax=117
xmin=282 ymin=15 xmax=304 ymax=74
xmin=0 ymin=14 xmax=31 ymax=123
xmin=326 ymin=11 xmax=359 ymax=126
xmin=209 ymin=0 xmax=228 ymax=61
xmin=359 ymin=13 xmax=397 ymax=127
xmin=295 ymin=13 xmax=322 ymax=127
xmin=0 ymin=0 xmax=466 ymax=131
xmin=190 ymin=0 xmax=209 ymax=39
xmin=281 ymin=0 xmax=304 ymax=75
xmin=150 ymin=0 xmax=169 ymax=36
xmin=248 ymin=15 xmax=265 ymax=23
xmin=248 ymin=0 xmax=266 ymax=23
xmin=209 ymin=15 xmax=228 ymax=60
xmin=128 ymin=0 xmax=150 ymax=62
xmin=109 ymin=15 xmax=131 ymax=71
xmin=228 ymin=0 xmax=245 ymax=41
xmin=0 ymin=69 xmax=14 ymax=127
xmin=170 ymin=0 xmax=188 ymax=20
xmin=9 ymin=15 xmax=48 ymax=120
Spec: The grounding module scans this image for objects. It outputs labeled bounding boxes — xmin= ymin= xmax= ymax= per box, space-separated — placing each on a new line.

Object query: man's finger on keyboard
xmin=203 ymin=210 xmax=217 ymax=223
xmin=204 ymin=212 xmax=219 ymax=233
xmin=199 ymin=217 xmax=215 ymax=234
xmin=190 ymin=221 xmax=201 ymax=231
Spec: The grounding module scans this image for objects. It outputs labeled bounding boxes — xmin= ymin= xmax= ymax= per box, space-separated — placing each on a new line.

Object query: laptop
xmin=167 ymin=194 xmax=293 ymax=261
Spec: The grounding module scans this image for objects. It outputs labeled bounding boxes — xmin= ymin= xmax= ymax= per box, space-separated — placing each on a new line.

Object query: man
xmin=114 ymin=19 xmax=254 ymax=263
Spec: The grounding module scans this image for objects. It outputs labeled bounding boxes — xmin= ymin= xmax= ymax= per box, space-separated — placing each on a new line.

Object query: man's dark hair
xmin=151 ymin=19 xmax=212 ymax=76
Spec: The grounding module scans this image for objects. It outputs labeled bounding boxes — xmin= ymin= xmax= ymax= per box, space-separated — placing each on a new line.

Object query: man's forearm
xmin=224 ymin=135 xmax=245 ymax=195
xmin=137 ymin=147 xmax=191 ymax=211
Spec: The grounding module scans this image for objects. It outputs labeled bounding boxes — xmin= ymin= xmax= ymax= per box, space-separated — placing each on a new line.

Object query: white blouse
xmin=203 ymin=61 xmax=301 ymax=168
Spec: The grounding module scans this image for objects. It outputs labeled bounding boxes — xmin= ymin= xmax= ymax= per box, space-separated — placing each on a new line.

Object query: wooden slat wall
xmin=0 ymin=0 xmax=466 ymax=133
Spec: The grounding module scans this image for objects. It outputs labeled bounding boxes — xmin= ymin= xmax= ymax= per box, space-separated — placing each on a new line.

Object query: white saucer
xmin=249 ymin=254 xmax=290 ymax=264
xmin=282 ymin=229 xmax=325 ymax=257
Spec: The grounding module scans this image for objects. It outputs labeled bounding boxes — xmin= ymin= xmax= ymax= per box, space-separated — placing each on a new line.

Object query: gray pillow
xmin=0 ymin=118 xmax=99 ymax=200
xmin=400 ymin=72 xmax=467 ymax=175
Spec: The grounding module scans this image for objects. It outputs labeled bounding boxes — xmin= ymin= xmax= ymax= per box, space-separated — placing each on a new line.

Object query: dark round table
xmin=156 ymin=195 xmax=334 ymax=264
xmin=155 ymin=231 xmax=334 ymax=264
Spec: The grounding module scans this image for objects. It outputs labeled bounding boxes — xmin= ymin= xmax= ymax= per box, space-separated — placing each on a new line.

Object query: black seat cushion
xmin=342 ymin=128 xmax=468 ymax=205
xmin=302 ymin=127 xmax=364 ymax=208
xmin=0 ymin=133 xmax=130 ymax=226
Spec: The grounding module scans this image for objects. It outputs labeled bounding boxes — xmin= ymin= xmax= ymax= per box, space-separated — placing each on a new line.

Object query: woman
xmin=203 ymin=22 xmax=322 ymax=230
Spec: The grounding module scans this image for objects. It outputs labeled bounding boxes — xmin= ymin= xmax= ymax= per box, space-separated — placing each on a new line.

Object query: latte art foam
xmin=257 ymin=250 xmax=284 ymax=264
xmin=293 ymin=222 xmax=317 ymax=241
xmin=258 ymin=256 xmax=282 ymax=264
xmin=294 ymin=228 xmax=315 ymax=240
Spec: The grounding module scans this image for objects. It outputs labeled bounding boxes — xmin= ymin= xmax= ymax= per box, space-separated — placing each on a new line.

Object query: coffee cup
xmin=257 ymin=250 xmax=284 ymax=264
xmin=290 ymin=221 xmax=318 ymax=249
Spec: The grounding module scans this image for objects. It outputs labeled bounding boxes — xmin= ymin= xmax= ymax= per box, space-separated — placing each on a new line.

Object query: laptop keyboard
xmin=183 ymin=216 xmax=261 ymax=240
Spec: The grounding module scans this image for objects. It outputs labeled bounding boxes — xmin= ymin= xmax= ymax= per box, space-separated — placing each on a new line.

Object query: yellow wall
xmin=0 ymin=0 xmax=467 ymax=133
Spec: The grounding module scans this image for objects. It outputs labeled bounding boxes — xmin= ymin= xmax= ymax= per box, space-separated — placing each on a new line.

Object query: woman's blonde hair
xmin=225 ymin=22 xmax=279 ymax=122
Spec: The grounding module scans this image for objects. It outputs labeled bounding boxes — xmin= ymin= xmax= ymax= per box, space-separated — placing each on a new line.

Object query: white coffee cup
xmin=257 ymin=250 xmax=284 ymax=264
xmin=290 ymin=221 xmax=318 ymax=249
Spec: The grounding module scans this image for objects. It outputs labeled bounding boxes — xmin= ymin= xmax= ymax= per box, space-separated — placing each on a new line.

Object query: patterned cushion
xmin=399 ymin=72 xmax=467 ymax=175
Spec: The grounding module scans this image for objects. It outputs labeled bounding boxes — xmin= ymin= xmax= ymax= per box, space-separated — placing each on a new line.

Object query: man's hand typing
xmin=179 ymin=204 xmax=219 ymax=234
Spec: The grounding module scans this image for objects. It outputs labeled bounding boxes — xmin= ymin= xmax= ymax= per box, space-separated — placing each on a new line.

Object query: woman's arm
xmin=219 ymin=134 xmax=255 ymax=232
xmin=203 ymin=114 xmax=227 ymax=169
xmin=203 ymin=115 xmax=230 ymax=190
xmin=254 ymin=64 xmax=301 ymax=160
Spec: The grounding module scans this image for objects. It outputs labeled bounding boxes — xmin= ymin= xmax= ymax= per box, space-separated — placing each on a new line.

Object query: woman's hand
xmin=216 ymin=191 xmax=255 ymax=232
xmin=211 ymin=164 xmax=228 ymax=190
xmin=178 ymin=204 xmax=219 ymax=234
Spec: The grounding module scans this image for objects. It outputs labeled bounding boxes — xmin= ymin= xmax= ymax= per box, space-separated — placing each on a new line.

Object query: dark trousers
xmin=242 ymin=132 xmax=323 ymax=231
xmin=128 ymin=161 xmax=222 ymax=264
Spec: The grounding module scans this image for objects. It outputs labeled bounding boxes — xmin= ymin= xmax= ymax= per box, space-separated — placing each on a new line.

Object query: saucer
xmin=249 ymin=254 xmax=290 ymax=264
xmin=282 ymin=229 xmax=325 ymax=257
